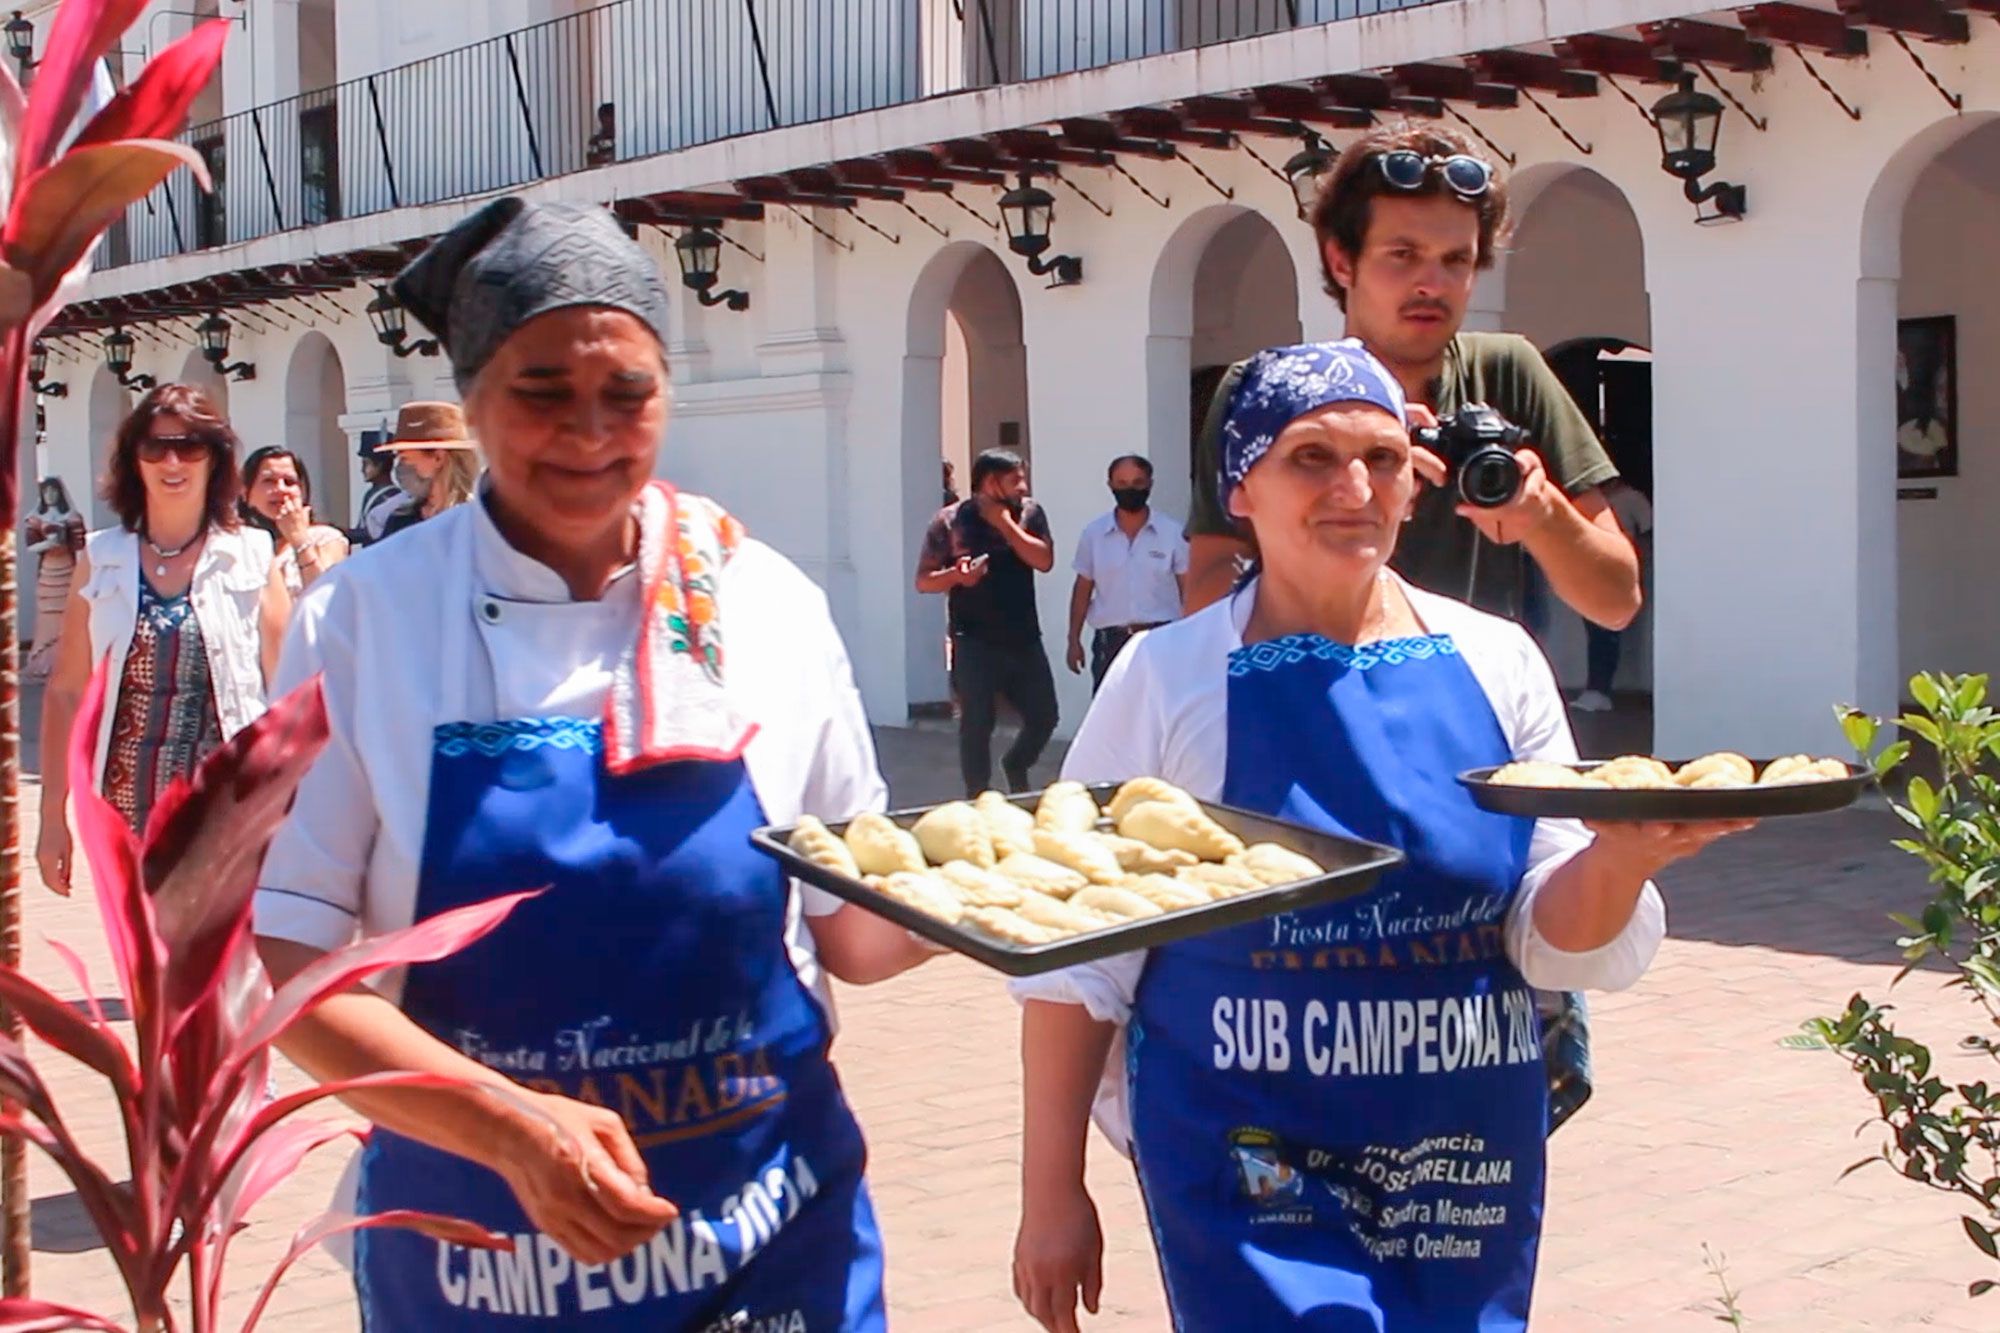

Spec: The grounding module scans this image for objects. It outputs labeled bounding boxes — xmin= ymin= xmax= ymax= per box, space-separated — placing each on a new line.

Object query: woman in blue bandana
xmin=1009 ymin=341 xmax=1751 ymax=1332
xmin=254 ymin=198 xmax=936 ymax=1331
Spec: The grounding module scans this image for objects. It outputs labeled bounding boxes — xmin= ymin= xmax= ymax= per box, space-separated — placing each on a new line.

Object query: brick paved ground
xmin=12 ymin=711 xmax=1995 ymax=1330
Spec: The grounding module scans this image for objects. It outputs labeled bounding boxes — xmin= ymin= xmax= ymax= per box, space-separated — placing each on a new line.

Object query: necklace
xmin=143 ymin=531 xmax=199 ymax=578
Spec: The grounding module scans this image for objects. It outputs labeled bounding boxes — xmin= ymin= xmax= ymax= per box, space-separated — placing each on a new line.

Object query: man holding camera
xmin=1183 ymin=124 xmax=1640 ymax=630
xmin=1180 ymin=123 xmax=1640 ymax=1135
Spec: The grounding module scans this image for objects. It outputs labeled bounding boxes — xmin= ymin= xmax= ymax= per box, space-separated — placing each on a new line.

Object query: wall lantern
xmin=1283 ymin=130 xmax=1334 ymax=218
xmin=1651 ymin=73 xmax=1746 ymax=223
xmin=28 ymin=340 xmax=66 ymax=398
xmin=674 ymin=225 xmax=750 ymax=311
xmin=998 ymin=173 xmax=1083 ymax=287
xmin=365 ymin=285 xmax=440 ymax=358
xmin=5 ymin=12 xmax=33 ymax=71
xmin=196 ymin=311 xmax=256 ymax=381
xmin=103 ymin=327 xmax=155 ymax=392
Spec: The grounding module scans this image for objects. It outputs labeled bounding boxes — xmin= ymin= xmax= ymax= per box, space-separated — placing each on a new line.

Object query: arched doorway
xmin=86 ymin=365 xmax=128 ymax=528
xmin=1875 ymin=117 xmax=2000 ymax=684
xmin=178 ymin=347 xmax=229 ymax=420
xmin=1503 ymin=166 xmax=1651 ymax=726
xmin=902 ymin=243 xmax=1030 ymax=714
xmin=284 ymin=334 xmax=351 ymax=528
xmin=1147 ymin=206 xmax=1302 ymax=529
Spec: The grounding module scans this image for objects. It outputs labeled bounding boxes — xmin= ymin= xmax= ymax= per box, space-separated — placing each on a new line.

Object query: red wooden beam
xmin=834 ymin=157 xmax=955 ymax=194
xmin=635 ymin=189 xmax=765 ymax=222
xmin=1836 ymin=0 xmax=1970 ymax=41
xmin=1249 ymin=83 xmax=1375 ymax=128
xmin=1554 ymin=33 xmax=1683 ymax=83
xmin=1736 ymin=3 xmax=1870 ymax=54
xmin=1468 ymin=49 xmax=1599 ymax=96
xmin=1177 ymin=95 xmax=1312 ymax=137
xmin=785 ymin=166 xmax=903 ymax=202
xmin=1113 ymin=106 xmax=1234 ymax=150
xmin=1386 ymin=64 xmax=1518 ymax=108
xmin=884 ymin=147 xmax=1006 ymax=186
xmin=1638 ymin=19 xmax=1775 ymax=71
xmin=736 ymin=176 xmax=859 ymax=209
xmin=990 ymin=128 xmax=1114 ymax=168
xmin=1057 ymin=117 xmax=1177 ymax=158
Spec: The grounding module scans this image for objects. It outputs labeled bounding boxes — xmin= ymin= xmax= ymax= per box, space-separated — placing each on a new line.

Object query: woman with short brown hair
xmin=36 ymin=383 xmax=289 ymax=889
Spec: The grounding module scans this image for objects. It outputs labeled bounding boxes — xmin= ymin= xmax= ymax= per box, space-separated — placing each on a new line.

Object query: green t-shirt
xmin=1188 ymin=332 xmax=1618 ymax=619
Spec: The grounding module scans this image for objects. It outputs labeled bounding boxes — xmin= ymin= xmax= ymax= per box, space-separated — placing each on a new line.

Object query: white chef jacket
xmin=1071 ymin=509 xmax=1189 ymax=630
xmin=1012 ymin=576 xmax=1667 ymax=1150
xmin=254 ymin=494 xmax=886 ymax=1006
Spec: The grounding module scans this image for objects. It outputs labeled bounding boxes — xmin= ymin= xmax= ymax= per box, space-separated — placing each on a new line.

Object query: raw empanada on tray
xmin=1033 ymin=828 xmax=1125 ymax=885
xmin=912 ymin=801 xmax=996 ymax=869
xmin=1107 ymin=776 xmax=1200 ymax=825
xmin=1120 ymin=800 xmax=1246 ymax=861
xmin=974 ymin=790 xmax=1038 ymax=857
xmin=787 ymin=815 xmax=859 ymax=878
xmin=1035 ymin=780 xmax=1103 ymax=834
xmin=845 ymin=812 xmax=927 ymax=876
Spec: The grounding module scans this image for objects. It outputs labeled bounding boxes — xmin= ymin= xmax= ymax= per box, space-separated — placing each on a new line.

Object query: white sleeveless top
xmin=79 ymin=525 xmax=273 ymax=785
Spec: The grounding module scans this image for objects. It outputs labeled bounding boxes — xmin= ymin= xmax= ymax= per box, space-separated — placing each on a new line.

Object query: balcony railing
xmin=104 ymin=0 xmax=1440 ymax=271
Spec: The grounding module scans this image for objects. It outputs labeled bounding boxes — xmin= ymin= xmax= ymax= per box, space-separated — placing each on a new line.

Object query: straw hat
xmin=381 ymin=401 xmax=477 ymax=451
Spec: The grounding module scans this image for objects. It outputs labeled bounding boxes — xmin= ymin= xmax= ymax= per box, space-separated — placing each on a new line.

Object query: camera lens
xmin=1458 ymin=450 xmax=1522 ymax=509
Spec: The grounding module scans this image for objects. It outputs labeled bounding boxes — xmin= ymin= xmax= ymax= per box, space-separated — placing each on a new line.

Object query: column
xmin=1644 ymin=202 xmax=1896 ymax=757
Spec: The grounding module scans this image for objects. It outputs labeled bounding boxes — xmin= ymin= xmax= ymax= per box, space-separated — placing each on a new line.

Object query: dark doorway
xmin=1548 ymin=337 xmax=1653 ymax=496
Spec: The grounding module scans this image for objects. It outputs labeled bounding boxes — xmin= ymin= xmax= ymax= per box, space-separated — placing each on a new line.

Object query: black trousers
xmin=952 ymin=635 xmax=1058 ymax=795
xmin=1089 ymin=623 xmax=1165 ymax=692
xmin=1585 ymin=622 xmax=1623 ymax=695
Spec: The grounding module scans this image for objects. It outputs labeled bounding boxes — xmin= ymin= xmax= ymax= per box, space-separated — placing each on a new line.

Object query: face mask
xmin=1112 ymin=487 xmax=1150 ymax=513
xmin=394 ymin=459 xmax=432 ymax=502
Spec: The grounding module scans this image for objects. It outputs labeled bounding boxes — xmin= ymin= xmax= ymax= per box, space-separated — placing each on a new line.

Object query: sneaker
xmin=1571 ymin=690 xmax=1613 ymax=714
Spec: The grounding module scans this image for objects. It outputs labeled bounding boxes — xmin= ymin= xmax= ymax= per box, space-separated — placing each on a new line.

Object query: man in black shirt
xmin=916 ymin=449 xmax=1059 ymax=796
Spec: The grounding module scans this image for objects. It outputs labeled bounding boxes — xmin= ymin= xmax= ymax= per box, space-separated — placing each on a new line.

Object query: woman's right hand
xmin=490 ymin=1089 xmax=680 ymax=1265
xmin=1014 ymin=1182 xmax=1104 ymax=1333
xmin=36 ymin=815 xmax=71 ymax=896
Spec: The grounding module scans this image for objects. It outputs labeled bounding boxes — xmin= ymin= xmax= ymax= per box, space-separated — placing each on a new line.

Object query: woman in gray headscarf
xmin=253 ymin=197 xmax=930 ymax=1332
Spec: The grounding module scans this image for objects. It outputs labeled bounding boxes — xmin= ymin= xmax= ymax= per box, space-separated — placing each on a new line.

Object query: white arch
xmin=177 ymin=347 xmax=229 ymax=420
xmin=1502 ymin=163 xmax=1650 ymax=352
xmin=283 ymin=332 xmax=351 ymax=525
xmin=899 ymin=241 xmax=1027 ymax=707
xmin=1144 ymin=203 xmax=1302 ymax=521
xmin=85 ymin=365 xmax=127 ymax=528
xmin=1859 ymin=110 xmax=2000 ymax=281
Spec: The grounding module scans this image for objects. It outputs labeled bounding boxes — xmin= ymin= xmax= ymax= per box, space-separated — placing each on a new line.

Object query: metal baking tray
xmin=750 ymin=784 xmax=1403 ymax=977
xmin=1459 ymin=760 xmax=1872 ymax=821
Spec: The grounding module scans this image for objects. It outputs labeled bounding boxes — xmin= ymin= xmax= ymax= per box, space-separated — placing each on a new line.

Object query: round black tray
xmin=1458 ymin=759 xmax=1873 ymax=821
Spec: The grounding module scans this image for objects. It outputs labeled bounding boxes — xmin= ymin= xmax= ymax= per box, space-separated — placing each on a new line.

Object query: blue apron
xmin=352 ymin=716 xmax=887 ymax=1332
xmin=1128 ymin=633 xmax=1546 ymax=1331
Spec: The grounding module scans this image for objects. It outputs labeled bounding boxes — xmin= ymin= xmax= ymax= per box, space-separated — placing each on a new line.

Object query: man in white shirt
xmin=1065 ymin=455 xmax=1189 ymax=691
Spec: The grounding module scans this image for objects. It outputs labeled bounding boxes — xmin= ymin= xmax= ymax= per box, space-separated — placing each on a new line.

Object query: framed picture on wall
xmin=1897 ymin=315 xmax=1957 ymax=480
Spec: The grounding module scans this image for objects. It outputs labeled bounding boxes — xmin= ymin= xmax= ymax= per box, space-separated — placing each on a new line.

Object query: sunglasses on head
xmin=1374 ymin=150 xmax=1492 ymax=201
xmin=137 ymin=434 xmax=213 ymax=464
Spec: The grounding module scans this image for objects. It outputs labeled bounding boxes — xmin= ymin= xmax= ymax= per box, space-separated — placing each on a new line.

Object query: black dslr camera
xmin=1412 ymin=404 xmax=1528 ymax=509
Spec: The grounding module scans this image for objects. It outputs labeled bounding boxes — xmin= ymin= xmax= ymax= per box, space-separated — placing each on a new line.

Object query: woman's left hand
xmin=274 ymin=497 xmax=312 ymax=547
xmin=1580 ymin=819 xmax=1758 ymax=879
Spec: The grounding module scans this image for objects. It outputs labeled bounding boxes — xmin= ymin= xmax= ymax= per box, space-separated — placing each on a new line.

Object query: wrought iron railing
xmin=106 ymin=0 xmax=1440 ymax=270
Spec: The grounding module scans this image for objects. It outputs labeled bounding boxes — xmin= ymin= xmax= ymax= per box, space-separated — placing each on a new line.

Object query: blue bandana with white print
xmin=1220 ymin=339 xmax=1409 ymax=504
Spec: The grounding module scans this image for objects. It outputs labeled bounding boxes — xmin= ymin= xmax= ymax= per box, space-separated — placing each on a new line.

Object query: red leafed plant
xmin=0 ymin=664 xmax=527 ymax=1333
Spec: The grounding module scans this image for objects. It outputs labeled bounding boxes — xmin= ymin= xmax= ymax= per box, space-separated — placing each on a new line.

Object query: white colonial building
xmin=21 ymin=0 xmax=2000 ymax=757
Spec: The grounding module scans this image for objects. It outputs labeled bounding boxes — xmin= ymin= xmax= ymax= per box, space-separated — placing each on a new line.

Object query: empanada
xmin=1489 ymin=761 xmax=1608 ymax=789
xmin=870 ymin=871 xmax=965 ymax=924
xmin=1674 ymin=753 xmax=1754 ymax=788
xmin=1177 ymin=862 xmax=1265 ymax=897
xmin=961 ymin=907 xmax=1061 ymax=948
xmin=1106 ymin=777 xmax=1200 ymax=825
xmin=844 ymin=812 xmax=927 ymax=875
xmin=993 ymin=852 xmax=1090 ymax=898
xmin=1683 ymin=771 xmax=1749 ymax=790
xmin=1230 ymin=842 xmax=1325 ymax=887
xmin=1013 ymin=890 xmax=1116 ymax=935
xmin=1033 ymin=828 xmax=1126 ymax=885
xmin=1096 ymin=832 xmax=1198 ymax=874
xmin=1071 ymin=886 xmax=1165 ymax=921
xmin=911 ymin=801 xmax=996 ymax=869
xmin=1122 ymin=874 xmax=1210 ymax=912
xmin=974 ymin=790 xmax=1038 ymax=857
xmin=1759 ymin=756 xmax=1848 ymax=785
xmin=1120 ymin=800 xmax=1246 ymax=861
xmin=1589 ymin=756 xmax=1675 ymax=790
xmin=934 ymin=859 xmax=1026 ymax=908
xmin=1035 ymin=780 xmax=1103 ymax=834
xmin=788 ymin=815 xmax=860 ymax=878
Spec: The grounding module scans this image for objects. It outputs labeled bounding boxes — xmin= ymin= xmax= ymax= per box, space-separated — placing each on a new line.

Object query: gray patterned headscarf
xmin=392 ymin=197 xmax=675 ymax=392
